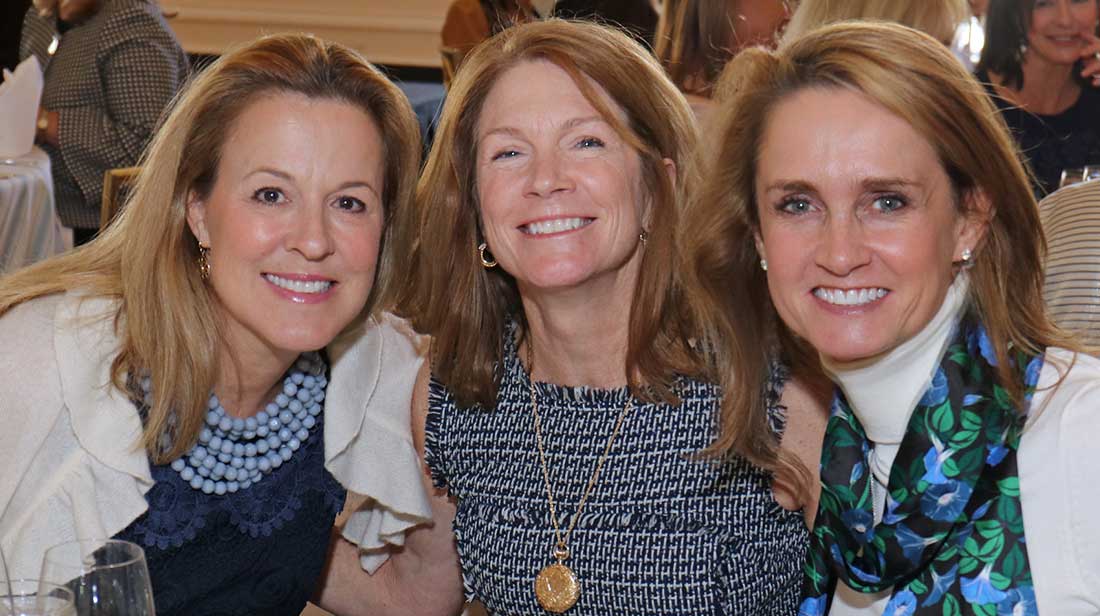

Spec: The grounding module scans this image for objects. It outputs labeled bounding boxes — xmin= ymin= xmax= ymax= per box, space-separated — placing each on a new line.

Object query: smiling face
xmin=1026 ymin=0 xmax=1099 ymax=67
xmin=754 ymin=87 xmax=986 ymax=364
xmin=186 ymin=92 xmax=385 ymax=366
xmin=475 ymin=59 xmax=650 ymax=298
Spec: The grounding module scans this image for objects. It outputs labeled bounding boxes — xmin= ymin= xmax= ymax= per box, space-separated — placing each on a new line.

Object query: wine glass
xmin=1084 ymin=164 xmax=1100 ymax=183
xmin=0 ymin=580 xmax=74 ymax=616
xmin=39 ymin=540 xmax=154 ymax=616
xmin=1059 ymin=167 xmax=1086 ymax=188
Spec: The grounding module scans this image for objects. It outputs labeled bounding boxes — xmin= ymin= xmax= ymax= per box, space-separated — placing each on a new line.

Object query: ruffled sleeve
xmin=325 ymin=313 xmax=433 ymax=574
xmin=0 ymin=293 xmax=153 ymax=579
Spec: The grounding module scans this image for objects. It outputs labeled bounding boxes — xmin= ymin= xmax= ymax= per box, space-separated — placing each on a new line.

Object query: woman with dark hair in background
xmin=655 ymin=0 xmax=791 ymax=115
xmin=977 ymin=0 xmax=1100 ymax=196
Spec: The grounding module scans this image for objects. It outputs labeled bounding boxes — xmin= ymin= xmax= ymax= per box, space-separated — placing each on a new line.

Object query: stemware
xmin=39 ymin=540 xmax=154 ymax=616
xmin=0 ymin=580 xmax=74 ymax=616
xmin=1059 ymin=167 xmax=1086 ymax=188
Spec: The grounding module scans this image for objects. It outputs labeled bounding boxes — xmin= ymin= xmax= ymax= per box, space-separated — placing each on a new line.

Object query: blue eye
xmin=252 ymin=187 xmax=285 ymax=205
xmin=872 ymin=195 xmax=907 ymax=213
xmin=491 ymin=149 xmax=520 ymax=161
xmin=335 ymin=196 xmax=366 ymax=212
xmin=577 ymin=137 xmax=604 ymax=148
xmin=778 ymin=198 xmax=812 ymax=214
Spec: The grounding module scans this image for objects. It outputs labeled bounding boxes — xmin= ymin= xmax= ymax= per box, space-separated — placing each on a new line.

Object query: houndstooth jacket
xmin=19 ymin=0 xmax=188 ymax=230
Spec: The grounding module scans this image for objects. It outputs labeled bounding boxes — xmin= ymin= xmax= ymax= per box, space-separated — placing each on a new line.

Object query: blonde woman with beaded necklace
xmin=0 ymin=34 xmax=443 ymax=615
xmin=320 ymin=19 xmax=827 ymax=616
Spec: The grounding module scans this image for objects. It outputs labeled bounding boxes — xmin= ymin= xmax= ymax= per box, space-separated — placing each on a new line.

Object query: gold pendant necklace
xmin=528 ymin=346 xmax=633 ymax=613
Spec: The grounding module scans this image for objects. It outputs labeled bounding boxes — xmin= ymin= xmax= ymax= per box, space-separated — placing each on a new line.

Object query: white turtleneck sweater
xmin=820 ymin=276 xmax=1100 ymax=615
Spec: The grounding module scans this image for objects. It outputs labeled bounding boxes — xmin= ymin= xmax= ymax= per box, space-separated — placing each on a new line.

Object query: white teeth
xmin=264 ymin=274 xmax=332 ymax=294
xmin=814 ymin=287 xmax=888 ymax=306
xmin=523 ymin=217 xmax=591 ymax=235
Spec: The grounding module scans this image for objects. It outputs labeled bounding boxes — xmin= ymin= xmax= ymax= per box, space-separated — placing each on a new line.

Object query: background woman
xmin=685 ymin=21 xmax=1100 ymax=613
xmin=0 ymin=33 xmax=425 ymax=616
xmin=389 ymin=18 xmax=818 ymax=615
xmin=20 ymin=0 xmax=189 ymax=245
xmin=977 ymin=0 xmax=1100 ymax=195
xmin=655 ymin=0 xmax=791 ymax=114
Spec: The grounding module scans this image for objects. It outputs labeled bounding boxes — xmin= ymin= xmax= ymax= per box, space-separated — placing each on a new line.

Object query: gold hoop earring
xmin=198 ymin=244 xmax=211 ymax=280
xmin=478 ymin=242 xmax=497 ymax=269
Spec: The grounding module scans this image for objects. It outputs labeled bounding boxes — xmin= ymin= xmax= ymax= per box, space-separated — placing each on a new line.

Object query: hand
xmin=1079 ymin=32 xmax=1100 ymax=87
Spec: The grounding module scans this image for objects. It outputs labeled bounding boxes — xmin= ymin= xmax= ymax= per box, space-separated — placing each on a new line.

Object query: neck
xmin=214 ymin=338 xmax=299 ymax=419
xmin=518 ymin=269 xmax=639 ymax=390
xmin=993 ymin=58 xmax=1080 ymax=115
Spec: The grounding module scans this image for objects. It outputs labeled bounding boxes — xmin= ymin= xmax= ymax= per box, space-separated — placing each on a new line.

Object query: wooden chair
xmin=100 ymin=166 xmax=140 ymax=230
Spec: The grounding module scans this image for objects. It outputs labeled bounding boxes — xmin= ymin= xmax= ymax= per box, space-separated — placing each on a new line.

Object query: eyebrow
xmin=761 ymin=176 xmax=921 ymax=193
xmin=479 ymin=115 xmax=608 ymax=141
xmin=245 ymin=168 xmax=380 ymax=199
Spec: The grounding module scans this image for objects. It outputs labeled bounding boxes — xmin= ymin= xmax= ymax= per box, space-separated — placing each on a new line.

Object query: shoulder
xmin=94 ymin=0 xmax=182 ymax=52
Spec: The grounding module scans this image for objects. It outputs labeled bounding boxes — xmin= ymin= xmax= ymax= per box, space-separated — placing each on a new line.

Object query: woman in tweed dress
xmin=322 ymin=19 xmax=826 ymax=616
xmin=20 ymin=0 xmax=188 ymax=244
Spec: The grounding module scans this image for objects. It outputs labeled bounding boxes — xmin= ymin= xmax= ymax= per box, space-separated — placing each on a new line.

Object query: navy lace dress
xmin=425 ymin=331 xmax=808 ymax=615
xmin=115 ymin=406 xmax=345 ymax=615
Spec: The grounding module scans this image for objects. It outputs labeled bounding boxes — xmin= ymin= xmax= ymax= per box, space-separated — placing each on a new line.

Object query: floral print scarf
xmin=800 ymin=317 xmax=1043 ymax=616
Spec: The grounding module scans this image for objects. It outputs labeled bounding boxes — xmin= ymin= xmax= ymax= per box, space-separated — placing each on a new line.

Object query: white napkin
xmin=0 ymin=56 xmax=44 ymax=158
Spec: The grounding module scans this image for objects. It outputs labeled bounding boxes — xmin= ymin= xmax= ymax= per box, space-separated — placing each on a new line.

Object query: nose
xmin=524 ymin=150 xmax=573 ymax=198
xmin=287 ymin=201 xmax=335 ymax=261
xmin=814 ymin=214 xmax=871 ymax=276
xmin=1054 ymin=0 xmax=1073 ymax=24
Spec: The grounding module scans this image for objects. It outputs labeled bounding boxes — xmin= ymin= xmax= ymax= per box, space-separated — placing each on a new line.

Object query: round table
xmin=0 ymin=146 xmax=70 ymax=273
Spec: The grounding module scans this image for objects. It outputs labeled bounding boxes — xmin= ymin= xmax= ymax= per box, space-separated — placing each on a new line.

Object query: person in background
xmin=685 ymin=20 xmax=1100 ymax=613
xmin=781 ymin=0 xmax=968 ymax=46
xmin=655 ymin=0 xmax=791 ymax=116
xmin=977 ymin=0 xmax=1100 ymax=196
xmin=441 ymin=0 xmax=542 ymax=72
xmin=1039 ymin=178 xmax=1100 ymax=349
xmin=0 ymin=33 xmax=428 ymax=616
xmin=553 ymin=0 xmax=659 ymax=46
xmin=19 ymin=0 xmax=189 ymax=245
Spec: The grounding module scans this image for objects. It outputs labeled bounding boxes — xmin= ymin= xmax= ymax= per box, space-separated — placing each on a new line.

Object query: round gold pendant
xmin=534 ymin=562 xmax=580 ymax=613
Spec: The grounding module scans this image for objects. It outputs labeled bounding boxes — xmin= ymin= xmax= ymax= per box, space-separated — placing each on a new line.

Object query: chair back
xmin=1040 ymin=179 xmax=1100 ymax=348
xmin=440 ymin=46 xmax=463 ymax=89
xmin=100 ymin=166 xmax=140 ymax=230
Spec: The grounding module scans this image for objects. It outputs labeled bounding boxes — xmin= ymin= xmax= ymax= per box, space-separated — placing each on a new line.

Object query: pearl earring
xmin=760 ymin=258 xmax=768 ymax=272
xmin=961 ymin=248 xmax=972 ymax=263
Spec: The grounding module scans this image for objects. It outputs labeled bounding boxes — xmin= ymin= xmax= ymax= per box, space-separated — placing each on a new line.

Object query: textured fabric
xmin=0 ymin=292 xmax=429 ymax=582
xmin=114 ymin=393 xmax=345 ymax=616
xmin=976 ymin=70 xmax=1100 ymax=198
xmin=18 ymin=0 xmax=188 ymax=229
xmin=425 ymin=327 xmax=807 ymax=615
xmin=1040 ymin=180 xmax=1100 ymax=348
xmin=802 ymin=317 xmax=1041 ymax=615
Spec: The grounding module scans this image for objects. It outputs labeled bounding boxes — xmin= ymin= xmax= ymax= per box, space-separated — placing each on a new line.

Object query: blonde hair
xmin=0 ymin=33 xmax=420 ymax=463
xmin=396 ymin=19 xmax=700 ymax=410
xmin=682 ymin=21 xmax=1074 ymax=493
xmin=782 ymin=0 xmax=968 ymax=45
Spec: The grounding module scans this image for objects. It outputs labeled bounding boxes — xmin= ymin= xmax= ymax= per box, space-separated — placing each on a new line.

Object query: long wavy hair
xmin=0 ymin=33 xmax=420 ymax=463
xmin=978 ymin=0 xmax=1100 ymax=90
xmin=682 ymin=21 xmax=1076 ymax=492
xmin=395 ymin=19 xmax=701 ymax=411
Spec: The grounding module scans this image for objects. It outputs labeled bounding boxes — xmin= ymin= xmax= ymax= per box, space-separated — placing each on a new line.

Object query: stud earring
xmin=961 ymin=248 xmax=972 ymax=263
xmin=760 ymin=258 xmax=768 ymax=272
xmin=478 ymin=242 xmax=497 ymax=269
xmin=639 ymin=229 xmax=649 ymax=245
xmin=198 ymin=244 xmax=211 ymax=280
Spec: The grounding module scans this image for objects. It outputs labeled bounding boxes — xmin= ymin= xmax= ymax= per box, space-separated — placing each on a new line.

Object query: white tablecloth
xmin=0 ymin=147 xmax=70 ymax=273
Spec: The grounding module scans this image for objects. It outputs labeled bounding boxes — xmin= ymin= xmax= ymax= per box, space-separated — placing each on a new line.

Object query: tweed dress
xmin=425 ymin=331 xmax=808 ymax=615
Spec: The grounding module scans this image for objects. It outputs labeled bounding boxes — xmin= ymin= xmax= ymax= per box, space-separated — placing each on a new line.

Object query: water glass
xmin=0 ymin=580 xmax=74 ymax=616
xmin=1060 ymin=167 xmax=1085 ymax=188
xmin=39 ymin=540 xmax=154 ymax=616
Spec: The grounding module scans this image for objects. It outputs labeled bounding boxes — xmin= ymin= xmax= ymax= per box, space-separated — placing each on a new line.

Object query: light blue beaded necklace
xmin=137 ymin=352 xmax=327 ymax=496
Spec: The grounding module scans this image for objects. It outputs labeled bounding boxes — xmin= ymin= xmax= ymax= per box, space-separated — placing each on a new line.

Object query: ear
xmin=954 ymin=188 xmax=993 ymax=261
xmin=661 ymin=157 xmax=677 ymax=188
xmin=185 ymin=189 xmax=210 ymax=247
xmin=753 ymin=229 xmax=765 ymax=261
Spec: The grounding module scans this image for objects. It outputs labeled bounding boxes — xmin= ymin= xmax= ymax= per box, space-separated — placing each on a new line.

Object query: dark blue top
xmin=977 ymin=70 xmax=1100 ymax=197
xmin=425 ymin=326 xmax=807 ymax=615
xmin=115 ymin=410 xmax=345 ymax=616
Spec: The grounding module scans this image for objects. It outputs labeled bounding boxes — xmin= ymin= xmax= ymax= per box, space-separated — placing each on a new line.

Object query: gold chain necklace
xmin=528 ymin=346 xmax=634 ymax=613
